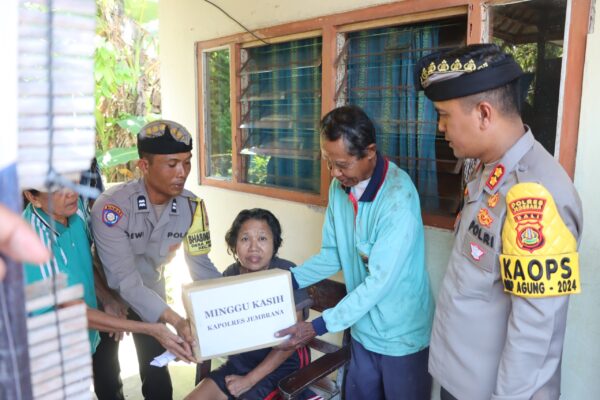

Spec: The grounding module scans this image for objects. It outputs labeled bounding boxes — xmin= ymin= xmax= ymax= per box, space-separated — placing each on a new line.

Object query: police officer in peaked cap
xmin=418 ymin=44 xmax=583 ymax=400
xmin=91 ymin=120 xmax=220 ymax=400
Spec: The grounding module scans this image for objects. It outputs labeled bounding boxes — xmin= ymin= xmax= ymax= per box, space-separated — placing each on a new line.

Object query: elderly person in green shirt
xmin=22 ymin=188 xmax=195 ymax=394
xmin=276 ymin=105 xmax=434 ymax=400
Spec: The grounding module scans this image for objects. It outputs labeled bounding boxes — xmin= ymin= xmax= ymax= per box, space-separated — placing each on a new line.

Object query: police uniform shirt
xmin=91 ymin=179 xmax=220 ymax=323
xmin=428 ymin=128 xmax=583 ymax=399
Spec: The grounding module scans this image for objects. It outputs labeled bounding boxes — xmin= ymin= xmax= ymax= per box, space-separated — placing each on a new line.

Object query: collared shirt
xmin=292 ymin=153 xmax=434 ymax=356
xmin=429 ymin=129 xmax=583 ymax=399
xmin=91 ymin=179 xmax=220 ymax=323
xmin=350 ymin=177 xmax=371 ymax=200
xmin=23 ymin=199 xmax=100 ymax=353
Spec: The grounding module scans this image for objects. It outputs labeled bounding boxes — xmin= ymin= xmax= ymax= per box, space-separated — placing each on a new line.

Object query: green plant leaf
xmin=117 ymin=115 xmax=147 ymax=135
xmin=124 ymin=0 xmax=159 ymax=24
xmin=98 ymin=146 xmax=139 ymax=168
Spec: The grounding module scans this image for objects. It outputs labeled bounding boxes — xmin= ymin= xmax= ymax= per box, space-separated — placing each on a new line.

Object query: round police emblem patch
xmin=102 ymin=204 xmax=123 ymax=227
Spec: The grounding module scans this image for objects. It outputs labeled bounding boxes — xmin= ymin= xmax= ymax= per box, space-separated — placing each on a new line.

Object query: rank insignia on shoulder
xmin=488 ymin=193 xmax=500 ymax=208
xmin=102 ymin=204 xmax=123 ymax=227
xmin=478 ymin=208 xmax=494 ymax=227
xmin=137 ymin=195 xmax=147 ymax=210
xmin=486 ymin=164 xmax=505 ymax=191
xmin=171 ymin=198 xmax=177 ymax=213
xmin=470 ymin=242 xmax=484 ymax=261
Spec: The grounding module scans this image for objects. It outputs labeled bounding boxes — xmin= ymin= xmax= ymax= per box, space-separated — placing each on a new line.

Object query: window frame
xmin=196 ymin=0 xmax=590 ymax=229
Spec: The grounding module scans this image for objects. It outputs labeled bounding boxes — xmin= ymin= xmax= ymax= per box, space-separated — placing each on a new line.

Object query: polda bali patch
xmin=102 ymin=204 xmax=123 ymax=227
xmin=509 ymin=197 xmax=546 ymax=252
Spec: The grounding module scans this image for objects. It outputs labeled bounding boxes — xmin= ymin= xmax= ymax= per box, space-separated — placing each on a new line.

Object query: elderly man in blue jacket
xmin=276 ymin=105 xmax=434 ymax=400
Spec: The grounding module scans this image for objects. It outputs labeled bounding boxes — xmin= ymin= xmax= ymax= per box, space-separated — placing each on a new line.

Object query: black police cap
xmin=137 ymin=120 xmax=193 ymax=155
xmin=415 ymin=44 xmax=533 ymax=101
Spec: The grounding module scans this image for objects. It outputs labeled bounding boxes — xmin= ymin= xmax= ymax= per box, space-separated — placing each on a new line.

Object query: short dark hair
xmin=459 ymin=80 xmax=521 ymax=116
xmin=446 ymin=44 xmax=522 ymax=116
xmin=225 ymin=208 xmax=283 ymax=259
xmin=138 ymin=151 xmax=155 ymax=163
xmin=320 ymin=105 xmax=376 ymax=158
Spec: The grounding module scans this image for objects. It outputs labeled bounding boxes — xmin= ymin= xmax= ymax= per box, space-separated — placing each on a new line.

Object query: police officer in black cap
xmin=92 ymin=120 xmax=220 ymax=400
xmin=417 ymin=44 xmax=583 ymax=400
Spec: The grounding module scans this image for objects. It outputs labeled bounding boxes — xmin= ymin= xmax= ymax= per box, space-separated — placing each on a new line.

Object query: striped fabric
xmin=21 ymin=198 xmax=100 ymax=353
xmin=24 ymin=206 xmax=69 ymax=282
xmin=345 ymin=24 xmax=441 ymax=211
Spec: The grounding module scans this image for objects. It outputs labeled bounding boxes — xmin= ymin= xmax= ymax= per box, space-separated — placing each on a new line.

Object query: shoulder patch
xmin=500 ymin=182 xmax=580 ymax=298
xmin=509 ymin=197 xmax=546 ymax=252
xmin=102 ymin=204 xmax=123 ymax=226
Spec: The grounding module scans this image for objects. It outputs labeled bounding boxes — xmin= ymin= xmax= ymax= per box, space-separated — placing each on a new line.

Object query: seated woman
xmin=185 ymin=208 xmax=313 ymax=400
xmin=22 ymin=188 xmax=193 ymax=362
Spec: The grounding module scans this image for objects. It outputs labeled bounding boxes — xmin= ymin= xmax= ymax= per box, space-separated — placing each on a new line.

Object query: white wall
xmin=565 ymin=20 xmax=600 ymax=398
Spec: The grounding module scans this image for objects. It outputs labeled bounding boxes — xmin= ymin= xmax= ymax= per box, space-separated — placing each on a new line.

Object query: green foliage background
xmin=95 ymin=0 xmax=160 ymax=181
xmin=206 ymin=50 xmax=233 ymax=178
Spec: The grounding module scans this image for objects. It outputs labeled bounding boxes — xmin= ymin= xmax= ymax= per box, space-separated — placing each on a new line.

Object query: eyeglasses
xmin=324 ymin=157 xmax=360 ymax=172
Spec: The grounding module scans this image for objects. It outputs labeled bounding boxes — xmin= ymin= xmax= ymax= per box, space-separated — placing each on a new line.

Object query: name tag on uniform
xmin=182 ymin=269 xmax=297 ymax=361
xmin=185 ymin=198 xmax=211 ymax=255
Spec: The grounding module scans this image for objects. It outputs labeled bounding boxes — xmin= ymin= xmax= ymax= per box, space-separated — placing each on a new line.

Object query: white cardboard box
xmin=182 ymin=269 xmax=297 ymax=361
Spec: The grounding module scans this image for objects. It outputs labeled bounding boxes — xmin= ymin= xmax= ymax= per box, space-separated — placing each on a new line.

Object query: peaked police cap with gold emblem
xmin=415 ymin=44 xmax=533 ymax=101
xmin=137 ymin=120 xmax=193 ymax=155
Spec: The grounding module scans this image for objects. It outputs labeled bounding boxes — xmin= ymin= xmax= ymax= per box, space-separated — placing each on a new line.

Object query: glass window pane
xmin=204 ymin=49 xmax=232 ymax=179
xmin=239 ymin=37 xmax=322 ymax=194
xmin=490 ymin=0 xmax=567 ymax=155
xmin=339 ymin=19 xmax=466 ymax=217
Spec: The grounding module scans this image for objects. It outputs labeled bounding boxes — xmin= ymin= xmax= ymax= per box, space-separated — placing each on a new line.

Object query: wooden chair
xmin=278 ymin=279 xmax=351 ymax=400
